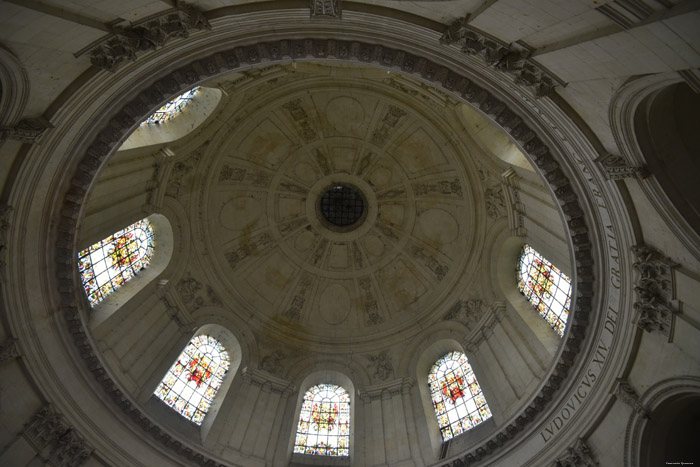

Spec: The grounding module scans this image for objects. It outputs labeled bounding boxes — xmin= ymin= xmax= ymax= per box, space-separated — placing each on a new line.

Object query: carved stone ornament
xmin=440 ymin=21 xmax=558 ymax=98
xmin=367 ymin=350 xmax=395 ymax=381
xmin=24 ymin=405 xmax=93 ymax=467
xmin=0 ymin=117 xmax=54 ymax=143
xmin=310 ymin=0 xmax=341 ymax=18
xmin=260 ymin=350 xmax=286 ymax=376
xmin=55 ymin=37 xmax=594 ymax=467
xmin=0 ymin=338 xmax=20 ymax=364
xmin=631 ymin=244 xmax=677 ymax=336
xmin=485 ymin=184 xmax=506 ymax=219
xmin=443 ymin=299 xmax=484 ymax=331
xmin=502 ymin=169 xmax=526 ymax=236
xmin=614 ymin=379 xmax=649 ymax=418
xmin=552 ymin=438 xmax=598 ymax=467
xmin=88 ymin=2 xmax=211 ymax=72
xmin=595 ymin=152 xmax=649 ymax=180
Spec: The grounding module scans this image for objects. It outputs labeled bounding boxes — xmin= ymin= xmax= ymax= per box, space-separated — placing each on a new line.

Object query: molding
xmin=609 ymin=72 xmax=700 ymax=260
xmin=612 ymin=378 xmax=649 ymax=418
xmin=155 ymin=278 xmax=195 ymax=330
xmin=310 ymin=0 xmax=341 ymax=18
xmin=0 ymin=44 xmax=30 ymax=128
xmin=594 ymin=152 xmax=649 ymax=181
xmin=23 ymin=404 xmax=94 ymax=467
xmin=624 ymin=376 xmax=700 ymax=467
xmin=501 ymin=169 xmax=526 ymax=237
xmin=440 ymin=21 xmax=562 ymax=98
xmin=678 ymin=68 xmax=700 ymax=94
xmin=241 ymin=366 xmax=295 ymax=396
xmin=0 ymin=204 xmax=12 ymax=282
xmin=0 ymin=117 xmax=54 ymax=144
xmin=358 ymin=376 xmax=415 ymax=401
xmin=595 ymin=0 xmax=654 ymax=29
xmin=48 ymin=36 xmax=595 ymax=467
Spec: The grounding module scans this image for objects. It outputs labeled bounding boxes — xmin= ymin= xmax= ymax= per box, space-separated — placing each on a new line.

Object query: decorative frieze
xmin=87 ymin=3 xmax=210 ymax=72
xmin=0 ymin=117 xmax=53 ymax=144
xmin=440 ymin=22 xmax=558 ymax=98
xmin=175 ymin=273 xmax=222 ymax=310
xmin=552 ymin=438 xmax=598 ymax=466
xmin=23 ymin=405 xmax=93 ymax=467
xmin=0 ymin=338 xmax=20 ymax=364
xmin=595 ymin=153 xmax=649 ymax=180
xmin=631 ymin=244 xmax=677 ymax=336
xmin=613 ymin=379 xmax=649 ymax=418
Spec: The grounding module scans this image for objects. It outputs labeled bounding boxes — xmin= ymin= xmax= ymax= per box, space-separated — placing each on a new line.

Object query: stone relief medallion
xmin=199 ymin=81 xmax=481 ymax=340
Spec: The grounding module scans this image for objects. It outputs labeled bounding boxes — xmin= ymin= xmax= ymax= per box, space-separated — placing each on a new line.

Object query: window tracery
xmin=78 ymin=218 xmax=155 ymax=305
xmin=294 ymin=383 xmax=350 ymax=456
xmin=142 ymin=87 xmax=199 ymax=125
xmin=154 ymin=335 xmax=230 ymax=425
xmin=429 ymin=351 xmax=491 ymax=441
xmin=517 ymin=244 xmax=571 ymax=337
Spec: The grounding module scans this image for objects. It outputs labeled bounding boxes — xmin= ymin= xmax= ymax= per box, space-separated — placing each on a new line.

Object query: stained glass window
xmin=78 ymin=218 xmax=155 ymax=306
xmin=429 ymin=351 xmax=491 ymax=441
xmin=154 ymin=335 xmax=230 ymax=425
xmin=142 ymin=87 xmax=199 ymax=125
xmin=293 ymin=384 xmax=350 ymax=456
xmin=517 ymin=244 xmax=572 ymax=337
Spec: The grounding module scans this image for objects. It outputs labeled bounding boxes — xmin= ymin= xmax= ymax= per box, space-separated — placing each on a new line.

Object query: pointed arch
xmin=429 ymin=351 xmax=492 ymax=441
xmin=293 ymin=383 xmax=351 ymax=456
xmin=154 ymin=334 xmax=231 ymax=425
xmin=517 ymin=244 xmax=572 ymax=337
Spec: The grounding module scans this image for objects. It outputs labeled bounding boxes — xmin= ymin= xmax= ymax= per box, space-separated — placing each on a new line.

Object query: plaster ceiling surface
xmin=161 ymin=63 xmax=512 ymax=350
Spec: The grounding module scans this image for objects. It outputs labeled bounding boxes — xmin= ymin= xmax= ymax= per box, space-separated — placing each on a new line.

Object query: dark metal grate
xmin=320 ymin=186 xmax=364 ymax=226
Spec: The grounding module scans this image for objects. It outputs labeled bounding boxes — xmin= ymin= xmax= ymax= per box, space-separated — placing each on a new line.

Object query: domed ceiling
xmin=158 ymin=63 xmax=516 ymax=351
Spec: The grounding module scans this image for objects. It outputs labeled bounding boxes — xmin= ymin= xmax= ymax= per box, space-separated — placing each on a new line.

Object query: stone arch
xmin=494 ymin=235 xmax=563 ymax=355
xmin=611 ymin=73 xmax=700 ymax=260
xmin=288 ymin=369 xmax=357 ymax=464
xmin=414 ymin=338 xmax=497 ymax=458
xmin=634 ymin=82 xmax=700 ymax=236
xmin=88 ymin=213 xmax=174 ymax=329
xmin=144 ymin=323 xmax=243 ymax=444
xmin=0 ymin=44 xmax=29 ymax=128
xmin=624 ymin=376 xmax=700 ymax=467
xmin=50 ymin=37 xmax=596 ymax=467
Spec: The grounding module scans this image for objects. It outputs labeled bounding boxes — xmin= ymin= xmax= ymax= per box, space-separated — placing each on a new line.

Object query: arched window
xmin=293 ymin=384 xmax=350 ymax=456
xmin=142 ymin=87 xmax=200 ymax=125
xmin=78 ymin=218 xmax=155 ymax=306
xmin=429 ymin=351 xmax=492 ymax=441
xmin=517 ymin=244 xmax=572 ymax=337
xmin=154 ymin=335 xmax=230 ymax=425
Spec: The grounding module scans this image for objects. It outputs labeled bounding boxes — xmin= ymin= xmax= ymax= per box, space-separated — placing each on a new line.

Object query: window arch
xmin=154 ymin=335 xmax=230 ymax=425
xmin=78 ymin=217 xmax=155 ymax=306
xmin=429 ymin=351 xmax=492 ymax=441
xmin=142 ymin=87 xmax=199 ymax=125
xmin=293 ymin=383 xmax=350 ymax=456
xmin=517 ymin=244 xmax=572 ymax=337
